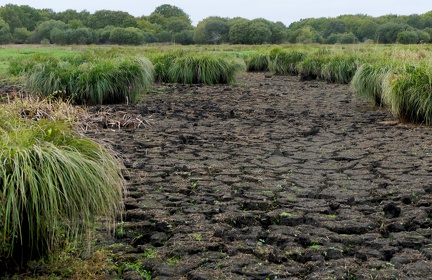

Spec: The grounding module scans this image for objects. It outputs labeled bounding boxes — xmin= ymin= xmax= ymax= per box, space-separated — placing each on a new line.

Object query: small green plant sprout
xmin=258 ymin=238 xmax=266 ymax=245
xmin=123 ymin=261 xmax=152 ymax=280
xmin=142 ymin=248 xmax=158 ymax=259
xmin=308 ymin=244 xmax=322 ymax=250
xmin=166 ymin=256 xmax=182 ymax=265
xmin=191 ymin=233 xmax=203 ymax=241
xmin=280 ymin=212 xmax=295 ymax=218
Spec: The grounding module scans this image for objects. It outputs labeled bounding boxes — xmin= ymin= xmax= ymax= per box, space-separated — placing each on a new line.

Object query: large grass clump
xmin=0 ymin=100 xmax=126 ymax=268
xmin=382 ymin=62 xmax=432 ymax=124
xmin=351 ymin=61 xmax=393 ymax=106
xmin=245 ymin=52 xmax=270 ymax=72
xmin=297 ymin=49 xmax=331 ymax=80
xmin=268 ymin=48 xmax=307 ymax=76
xmin=150 ymin=51 xmax=245 ymax=84
xmin=10 ymin=53 xmax=154 ymax=105
xmin=321 ymin=53 xmax=362 ymax=84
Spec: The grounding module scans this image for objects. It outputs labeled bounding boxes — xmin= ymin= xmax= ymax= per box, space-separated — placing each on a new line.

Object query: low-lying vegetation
xmin=150 ymin=51 xmax=245 ymax=84
xmin=9 ymin=52 xmax=154 ymax=105
xmin=0 ymin=98 xmax=126 ymax=271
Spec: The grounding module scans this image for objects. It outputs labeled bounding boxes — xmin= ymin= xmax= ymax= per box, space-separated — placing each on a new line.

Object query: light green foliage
xmin=10 ymin=51 xmax=154 ymax=105
xmin=297 ymin=49 xmax=331 ymax=80
xmin=150 ymin=51 xmax=245 ymax=84
xmin=0 ymin=101 xmax=125 ymax=265
xmin=383 ymin=62 xmax=432 ymax=124
xmin=245 ymin=52 xmax=270 ymax=72
xmin=169 ymin=54 xmax=245 ymax=84
xmin=351 ymin=61 xmax=393 ymax=106
xmin=268 ymin=48 xmax=307 ymax=76
xmin=321 ymin=53 xmax=362 ymax=84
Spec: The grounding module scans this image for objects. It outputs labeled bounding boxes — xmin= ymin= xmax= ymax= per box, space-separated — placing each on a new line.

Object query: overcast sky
xmin=2 ymin=0 xmax=432 ymax=26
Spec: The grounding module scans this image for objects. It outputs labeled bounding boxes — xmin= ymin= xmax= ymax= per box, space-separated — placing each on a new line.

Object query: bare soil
xmin=89 ymin=73 xmax=432 ymax=280
xmin=49 ymin=73 xmax=432 ymax=278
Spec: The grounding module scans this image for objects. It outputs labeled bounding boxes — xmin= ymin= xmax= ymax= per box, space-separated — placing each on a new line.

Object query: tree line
xmin=1 ymin=3 xmax=431 ymax=45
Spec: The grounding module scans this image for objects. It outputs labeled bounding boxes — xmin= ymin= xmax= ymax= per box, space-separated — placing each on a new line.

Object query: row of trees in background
xmin=287 ymin=13 xmax=432 ymax=44
xmin=1 ymin=4 xmax=432 ymax=45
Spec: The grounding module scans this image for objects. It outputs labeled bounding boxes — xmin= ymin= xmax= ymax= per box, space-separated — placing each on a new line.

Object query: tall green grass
xmin=268 ymin=48 xmax=307 ymax=76
xmin=297 ymin=49 xmax=331 ymax=80
xmin=383 ymin=62 xmax=432 ymax=124
xmin=351 ymin=61 xmax=393 ymax=106
xmin=150 ymin=51 xmax=245 ymax=84
xmin=169 ymin=54 xmax=245 ymax=84
xmin=321 ymin=53 xmax=362 ymax=84
xmin=0 ymin=100 xmax=126 ymax=266
xmin=149 ymin=50 xmax=185 ymax=83
xmin=10 ymin=53 xmax=154 ymax=105
xmin=245 ymin=52 xmax=270 ymax=72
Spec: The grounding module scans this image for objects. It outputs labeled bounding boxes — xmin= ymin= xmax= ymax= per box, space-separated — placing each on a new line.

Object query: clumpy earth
xmin=87 ymin=72 xmax=432 ymax=280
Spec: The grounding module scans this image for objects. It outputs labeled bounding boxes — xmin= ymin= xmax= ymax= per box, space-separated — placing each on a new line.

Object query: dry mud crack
xmin=88 ymin=73 xmax=432 ymax=279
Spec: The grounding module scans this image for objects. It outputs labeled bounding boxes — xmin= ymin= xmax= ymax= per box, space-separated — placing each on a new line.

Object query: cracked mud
xmin=88 ymin=73 xmax=432 ymax=279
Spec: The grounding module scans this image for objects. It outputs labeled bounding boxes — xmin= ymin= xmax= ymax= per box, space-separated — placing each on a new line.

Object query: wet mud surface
xmin=88 ymin=73 xmax=432 ymax=279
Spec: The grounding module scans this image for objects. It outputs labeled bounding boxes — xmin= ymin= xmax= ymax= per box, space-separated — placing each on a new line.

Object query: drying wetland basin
xmin=88 ymin=72 xmax=432 ymax=279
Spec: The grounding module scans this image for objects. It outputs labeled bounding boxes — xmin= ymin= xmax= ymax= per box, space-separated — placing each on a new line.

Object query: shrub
xmin=109 ymin=27 xmax=144 ymax=45
xmin=0 ymin=100 xmax=125 ymax=268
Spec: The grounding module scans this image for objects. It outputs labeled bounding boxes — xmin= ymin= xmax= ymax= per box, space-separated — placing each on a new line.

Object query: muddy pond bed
xmin=88 ymin=72 xmax=432 ymax=279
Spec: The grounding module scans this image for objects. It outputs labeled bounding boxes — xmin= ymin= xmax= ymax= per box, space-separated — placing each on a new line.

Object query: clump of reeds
xmin=149 ymin=50 xmax=185 ymax=83
xmin=321 ymin=53 xmax=362 ymax=84
xmin=351 ymin=61 xmax=393 ymax=106
xmin=149 ymin=51 xmax=245 ymax=84
xmin=297 ymin=49 xmax=331 ymax=80
xmin=10 ymin=53 xmax=154 ymax=105
xmin=245 ymin=52 xmax=270 ymax=72
xmin=169 ymin=54 xmax=245 ymax=84
xmin=268 ymin=48 xmax=307 ymax=76
xmin=382 ymin=62 xmax=432 ymax=124
xmin=0 ymin=99 xmax=126 ymax=267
